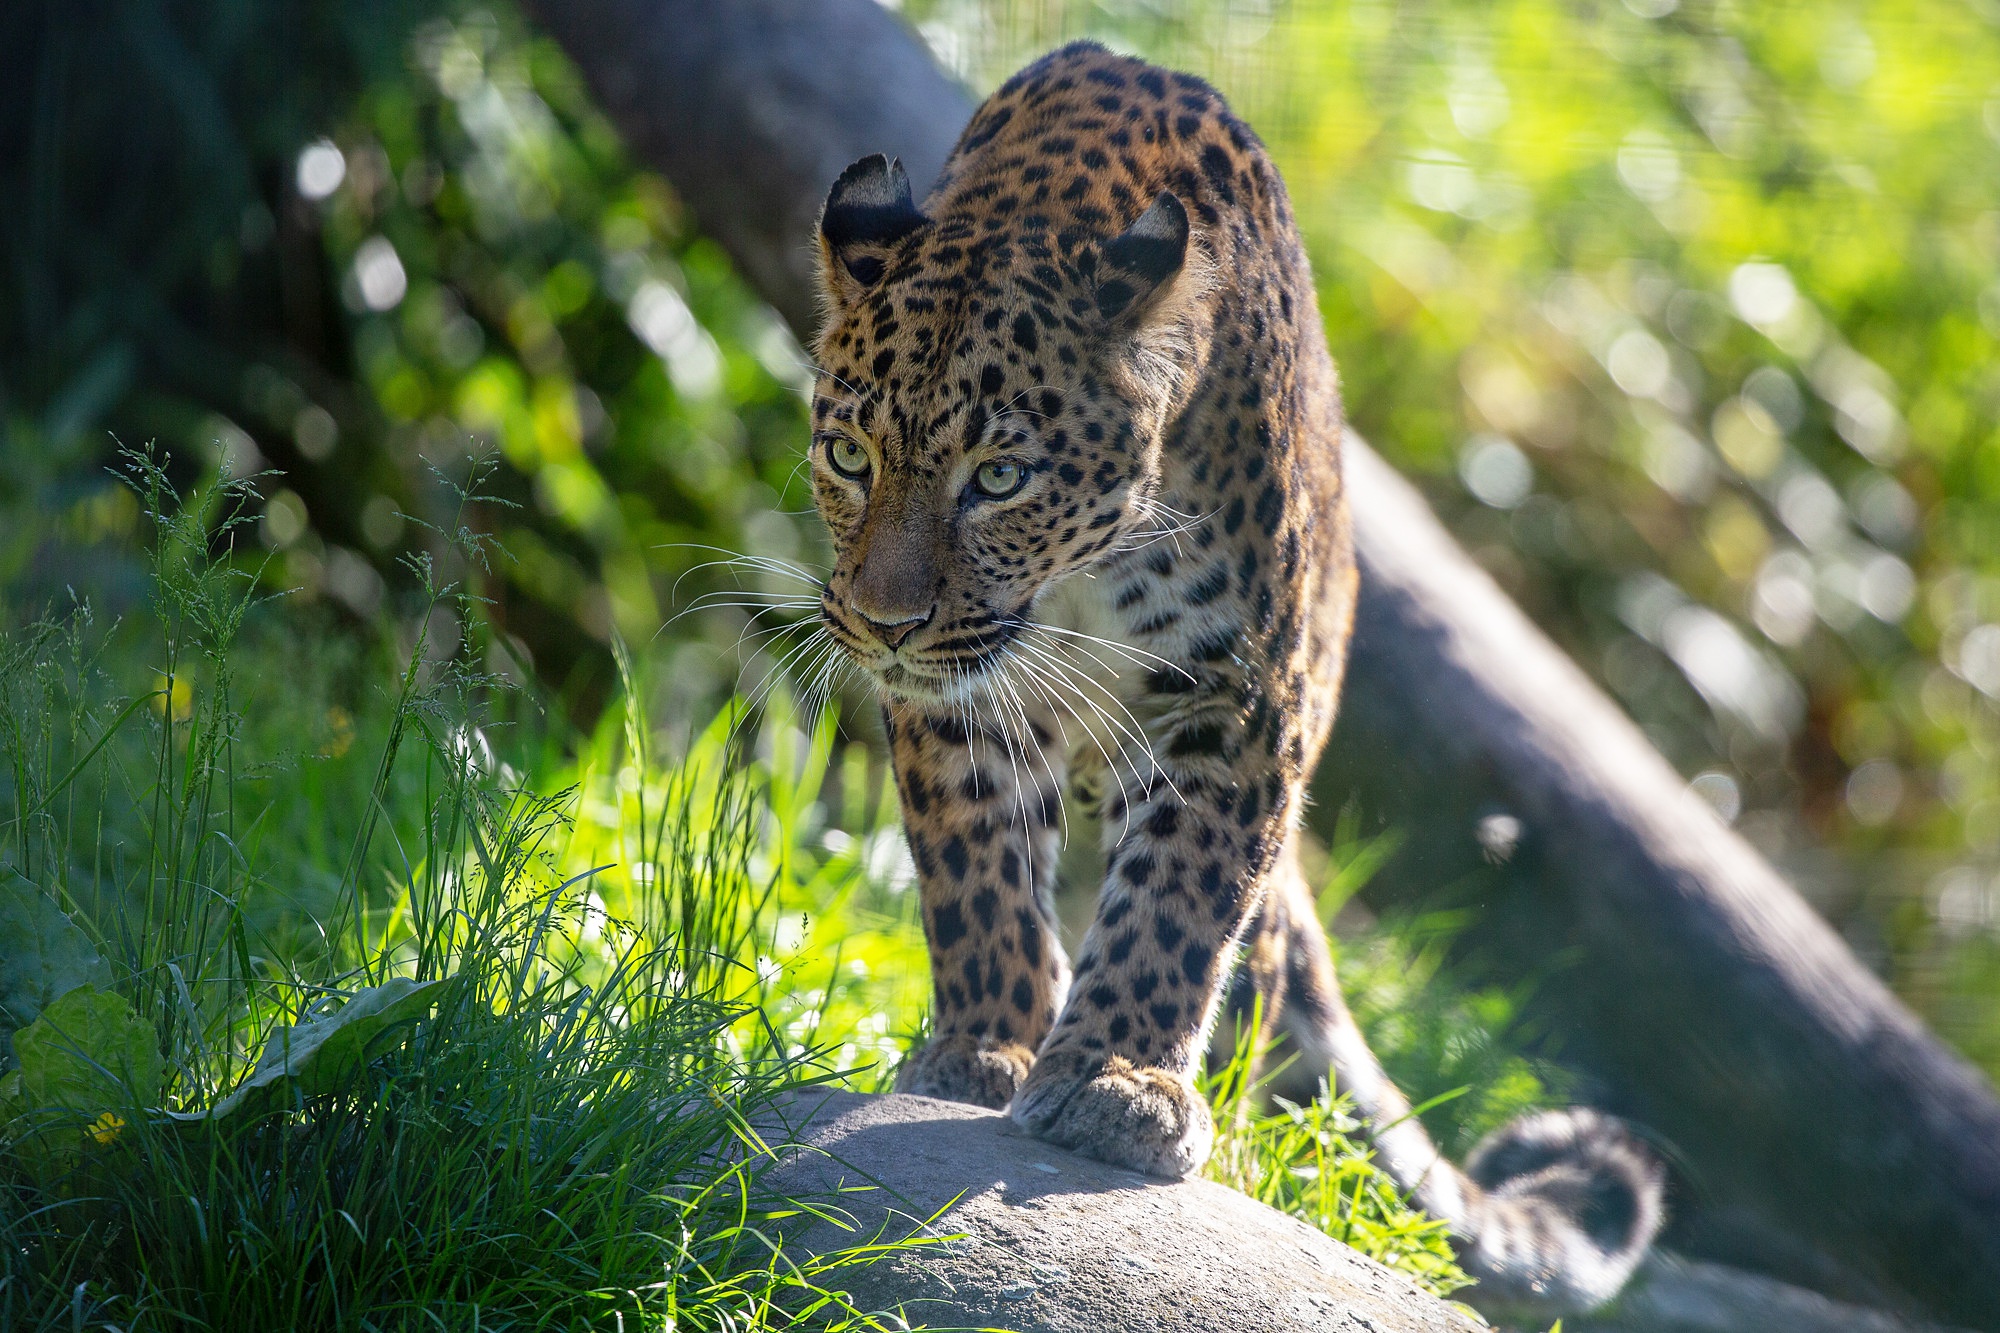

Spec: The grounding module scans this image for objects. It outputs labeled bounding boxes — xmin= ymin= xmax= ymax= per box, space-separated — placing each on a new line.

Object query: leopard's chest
xmin=1024 ymin=567 xmax=1147 ymax=694
xmin=1023 ymin=559 xmax=1203 ymax=777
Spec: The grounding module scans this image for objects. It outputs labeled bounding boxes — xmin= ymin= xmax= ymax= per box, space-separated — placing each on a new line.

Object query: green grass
xmin=2 ymin=451 xmax=1530 ymax=1326
xmin=0 ymin=454 xmax=920 ymax=1330
xmin=1201 ymin=1024 xmax=1471 ymax=1300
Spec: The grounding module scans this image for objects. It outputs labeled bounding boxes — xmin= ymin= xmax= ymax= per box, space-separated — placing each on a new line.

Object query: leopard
xmin=803 ymin=40 xmax=1665 ymax=1319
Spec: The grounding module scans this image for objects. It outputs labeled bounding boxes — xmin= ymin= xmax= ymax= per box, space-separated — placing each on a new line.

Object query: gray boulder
xmin=761 ymin=1090 xmax=1485 ymax=1332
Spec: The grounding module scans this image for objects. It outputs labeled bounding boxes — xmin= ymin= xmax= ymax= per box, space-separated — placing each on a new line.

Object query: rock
xmin=761 ymin=1090 xmax=1485 ymax=1333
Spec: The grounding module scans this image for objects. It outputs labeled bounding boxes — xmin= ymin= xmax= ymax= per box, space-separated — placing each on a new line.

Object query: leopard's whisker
xmin=660 ymin=547 xmax=831 ymax=583
xmin=789 ymin=636 xmax=850 ymax=742
xmin=959 ymin=661 xmax=983 ymax=787
xmin=939 ymin=656 xmax=976 ymax=782
xmin=820 ymin=648 xmax=859 ymax=726
xmin=1009 ymin=635 xmax=1138 ymax=758
xmin=721 ymin=616 xmax=822 ymax=659
xmin=661 ymin=546 xmax=826 ymax=570
xmin=742 ymin=627 xmax=831 ymax=709
xmin=673 ymin=598 xmax=820 ymax=627
xmin=1000 ymin=616 xmax=1192 ymax=679
xmin=988 ymin=662 xmax=1067 ymax=858
xmin=1110 ymin=496 xmax=1221 ymax=559
xmin=799 ymin=629 xmax=851 ymax=731
xmin=672 ymin=595 xmax=820 ymax=619
xmin=1001 ymin=644 xmax=1114 ymax=840
xmin=1011 ymin=671 xmax=1073 ymax=855
xmin=1018 ymin=632 xmax=1179 ymax=806
xmin=801 ymin=358 xmax=867 ymax=401
xmin=659 ymin=547 xmax=830 ymax=603
xmin=681 ymin=590 xmax=824 ymax=606
xmin=734 ymin=625 xmax=834 ymax=723
xmin=1008 ymin=633 xmax=1174 ymax=817
xmin=1002 ymin=645 xmax=1095 ymax=757
xmin=780 ymin=451 xmax=815 ymax=498
xmin=1006 ymin=647 xmax=1144 ymax=845
xmin=982 ymin=670 xmax=1041 ymax=869
xmin=718 ymin=624 xmax=834 ymax=754
xmin=1000 ymin=646 xmax=1080 ymax=760
xmin=660 ymin=598 xmax=820 ymax=644
xmin=1049 ymin=635 xmax=1154 ymax=683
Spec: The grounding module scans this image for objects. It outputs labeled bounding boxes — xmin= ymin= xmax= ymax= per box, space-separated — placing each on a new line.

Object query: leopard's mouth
xmin=820 ymin=603 xmax=1026 ymax=705
xmin=869 ymin=657 xmax=995 ymax=705
xmin=860 ymin=646 xmax=1024 ymax=708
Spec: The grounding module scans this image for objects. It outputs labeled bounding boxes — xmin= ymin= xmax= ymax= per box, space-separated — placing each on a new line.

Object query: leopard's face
xmin=809 ymin=293 xmax=1159 ymax=702
xmin=808 ymin=158 xmax=1200 ymax=704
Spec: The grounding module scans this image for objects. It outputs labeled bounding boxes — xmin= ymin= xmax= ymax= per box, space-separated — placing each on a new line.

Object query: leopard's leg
xmin=1209 ymin=837 xmax=1309 ymax=1086
xmin=1009 ymin=681 xmax=1302 ymax=1178
xmin=885 ymin=698 xmax=1069 ymax=1109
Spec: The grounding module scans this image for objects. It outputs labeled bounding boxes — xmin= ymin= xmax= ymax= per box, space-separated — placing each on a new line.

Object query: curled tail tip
xmin=1460 ymin=1107 xmax=1668 ymax=1316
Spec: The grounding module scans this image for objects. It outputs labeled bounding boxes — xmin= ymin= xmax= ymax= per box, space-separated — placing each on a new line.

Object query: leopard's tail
xmin=1228 ymin=863 xmax=1666 ymax=1319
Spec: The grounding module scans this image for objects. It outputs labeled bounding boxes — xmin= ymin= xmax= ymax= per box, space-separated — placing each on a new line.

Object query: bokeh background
xmin=6 ymin=0 xmax=2000 ymax=1077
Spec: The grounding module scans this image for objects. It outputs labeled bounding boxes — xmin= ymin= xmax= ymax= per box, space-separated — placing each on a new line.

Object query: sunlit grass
xmin=552 ymin=660 xmax=929 ymax=1094
xmin=1201 ymin=1024 xmax=1471 ymax=1301
xmin=0 ymin=454 xmax=922 ymax=1331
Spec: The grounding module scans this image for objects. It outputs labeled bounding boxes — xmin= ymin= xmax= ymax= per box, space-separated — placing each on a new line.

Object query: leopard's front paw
xmin=894 ymin=1033 xmax=1036 ymax=1109
xmin=1010 ymin=1047 xmax=1213 ymax=1178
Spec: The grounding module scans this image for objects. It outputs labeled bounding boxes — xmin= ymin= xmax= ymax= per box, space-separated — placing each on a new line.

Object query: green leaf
xmin=196 ymin=975 xmax=459 ymax=1121
xmin=0 ymin=870 xmax=112 ymax=1050
xmin=13 ymin=984 xmax=163 ymax=1113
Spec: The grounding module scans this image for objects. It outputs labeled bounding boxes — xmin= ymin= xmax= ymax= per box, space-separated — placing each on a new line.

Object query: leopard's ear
xmin=1094 ymin=191 xmax=1189 ymax=323
xmin=816 ymin=154 xmax=928 ymax=310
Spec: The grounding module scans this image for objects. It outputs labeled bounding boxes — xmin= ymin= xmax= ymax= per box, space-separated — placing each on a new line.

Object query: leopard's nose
xmin=853 ymin=604 xmax=933 ymax=648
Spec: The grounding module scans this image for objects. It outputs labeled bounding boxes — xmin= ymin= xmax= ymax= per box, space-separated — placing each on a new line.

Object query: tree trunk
xmin=522 ymin=1 xmax=2000 ymax=1325
xmin=1328 ymin=442 xmax=2000 ymax=1326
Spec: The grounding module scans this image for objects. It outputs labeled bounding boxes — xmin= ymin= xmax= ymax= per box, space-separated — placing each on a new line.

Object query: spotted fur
xmin=806 ymin=41 xmax=1664 ymax=1317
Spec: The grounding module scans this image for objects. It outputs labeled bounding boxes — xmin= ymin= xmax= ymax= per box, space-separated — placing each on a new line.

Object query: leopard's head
xmin=807 ymin=153 xmax=1206 ymax=703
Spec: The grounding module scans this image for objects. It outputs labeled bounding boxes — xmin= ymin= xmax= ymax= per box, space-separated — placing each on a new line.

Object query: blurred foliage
xmin=0 ymin=0 xmax=823 ymax=713
xmin=4 ymin=0 xmax=2000 ymax=1076
xmin=902 ymin=0 xmax=2000 ymax=1074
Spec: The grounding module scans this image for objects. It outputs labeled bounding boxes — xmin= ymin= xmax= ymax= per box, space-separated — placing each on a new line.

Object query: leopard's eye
xmin=972 ymin=459 xmax=1026 ymax=499
xmin=827 ymin=436 xmax=871 ymax=478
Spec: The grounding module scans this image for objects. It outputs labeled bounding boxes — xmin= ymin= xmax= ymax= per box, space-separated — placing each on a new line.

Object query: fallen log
xmin=520 ymin=1 xmax=2000 ymax=1324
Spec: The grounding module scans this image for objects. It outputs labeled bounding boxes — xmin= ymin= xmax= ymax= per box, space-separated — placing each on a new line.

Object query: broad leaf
xmin=0 ymin=871 xmax=111 ymax=1050
xmin=12 ymin=984 xmax=163 ymax=1113
xmin=198 ymin=975 xmax=458 ymax=1121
